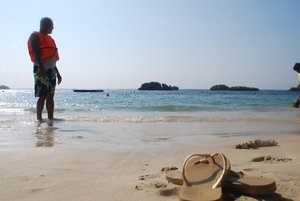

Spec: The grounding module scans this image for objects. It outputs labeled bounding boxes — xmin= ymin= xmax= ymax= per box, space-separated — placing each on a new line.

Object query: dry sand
xmin=0 ymin=135 xmax=300 ymax=201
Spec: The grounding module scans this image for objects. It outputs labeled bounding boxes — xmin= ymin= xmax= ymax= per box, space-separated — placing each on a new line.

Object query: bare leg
xmin=46 ymin=93 xmax=55 ymax=119
xmin=37 ymin=96 xmax=46 ymax=120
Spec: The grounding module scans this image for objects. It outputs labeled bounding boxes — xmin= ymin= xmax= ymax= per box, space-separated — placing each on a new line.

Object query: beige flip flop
xmin=179 ymin=153 xmax=229 ymax=201
xmin=223 ymin=170 xmax=276 ymax=195
xmin=167 ymin=166 xmax=276 ymax=196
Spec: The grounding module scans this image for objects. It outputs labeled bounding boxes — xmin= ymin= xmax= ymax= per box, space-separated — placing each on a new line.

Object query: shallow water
xmin=1 ymin=89 xmax=300 ymax=150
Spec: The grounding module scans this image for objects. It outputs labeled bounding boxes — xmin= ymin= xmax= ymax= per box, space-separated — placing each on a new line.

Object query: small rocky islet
xmin=0 ymin=85 xmax=10 ymax=90
xmin=210 ymin=84 xmax=259 ymax=91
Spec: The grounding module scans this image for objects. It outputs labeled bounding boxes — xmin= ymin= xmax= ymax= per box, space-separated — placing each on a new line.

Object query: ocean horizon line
xmin=1 ymin=87 xmax=296 ymax=91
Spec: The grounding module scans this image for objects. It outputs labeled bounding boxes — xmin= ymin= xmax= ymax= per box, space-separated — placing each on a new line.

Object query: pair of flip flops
xmin=166 ymin=153 xmax=276 ymax=201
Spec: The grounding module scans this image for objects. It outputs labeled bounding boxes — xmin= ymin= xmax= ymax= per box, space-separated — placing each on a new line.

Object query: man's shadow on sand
xmin=223 ymin=191 xmax=293 ymax=201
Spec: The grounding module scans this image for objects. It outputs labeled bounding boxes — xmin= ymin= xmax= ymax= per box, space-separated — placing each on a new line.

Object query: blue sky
xmin=0 ymin=0 xmax=299 ymax=89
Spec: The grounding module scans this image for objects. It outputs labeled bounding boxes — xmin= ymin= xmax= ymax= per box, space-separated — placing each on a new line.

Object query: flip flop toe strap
xmin=182 ymin=153 xmax=227 ymax=189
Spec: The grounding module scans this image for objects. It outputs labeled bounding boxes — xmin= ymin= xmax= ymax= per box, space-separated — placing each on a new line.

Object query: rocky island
xmin=289 ymin=87 xmax=300 ymax=92
xmin=0 ymin=85 xmax=10 ymax=90
xmin=210 ymin=84 xmax=230 ymax=91
xmin=138 ymin=82 xmax=179 ymax=90
xmin=210 ymin=84 xmax=259 ymax=91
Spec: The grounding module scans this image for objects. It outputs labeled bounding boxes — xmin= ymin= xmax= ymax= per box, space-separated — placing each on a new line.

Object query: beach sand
xmin=0 ymin=121 xmax=300 ymax=201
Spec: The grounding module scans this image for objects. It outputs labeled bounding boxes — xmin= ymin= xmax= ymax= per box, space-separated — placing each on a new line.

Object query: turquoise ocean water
xmin=1 ymin=89 xmax=300 ymax=121
xmin=1 ymin=89 xmax=300 ymax=149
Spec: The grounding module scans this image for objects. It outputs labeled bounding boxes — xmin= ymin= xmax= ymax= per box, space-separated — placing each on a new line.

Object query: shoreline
xmin=1 ymin=118 xmax=299 ymax=150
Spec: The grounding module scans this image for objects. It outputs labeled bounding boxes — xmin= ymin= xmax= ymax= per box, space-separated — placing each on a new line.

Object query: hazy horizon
xmin=1 ymin=0 xmax=300 ymax=90
xmin=1 ymin=86 xmax=297 ymax=90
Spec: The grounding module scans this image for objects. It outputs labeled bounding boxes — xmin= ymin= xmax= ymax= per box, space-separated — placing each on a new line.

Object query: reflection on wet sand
xmin=35 ymin=120 xmax=55 ymax=147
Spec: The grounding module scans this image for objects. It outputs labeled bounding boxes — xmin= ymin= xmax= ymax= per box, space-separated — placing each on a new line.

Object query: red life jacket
xmin=27 ymin=31 xmax=59 ymax=63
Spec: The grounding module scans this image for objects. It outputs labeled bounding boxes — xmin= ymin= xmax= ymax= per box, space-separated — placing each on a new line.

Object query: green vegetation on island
xmin=0 ymin=85 xmax=10 ymax=89
xmin=289 ymin=87 xmax=300 ymax=92
xmin=210 ymin=84 xmax=259 ymax=91
xmin=138 ymin=82 xmax=179 ymax=90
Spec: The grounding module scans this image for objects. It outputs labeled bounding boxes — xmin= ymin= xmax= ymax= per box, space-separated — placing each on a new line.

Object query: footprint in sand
xmin=161 ymin=166 xmax=178 ymax=172
xmin=138 ymin=173 xmax=160 ymax=180
xmin=243 ymin=168 xmax=257 ymax=172
xmin=135 ymin=181 xmax=167 ymax=190
xmin=251 ymin=156 xmax=292 ymax=163
xmin=20 ymin=176 xmax=31 ymax=181
xmin=136 ymin=167 xmax=179 ymax=197
xmin=135 ymin=183 xmax=144 ymax=191
xmin=135 ymin=181 xmax=179 ymax=197
xmin=29 ymin=188 xmax=45 ymax=193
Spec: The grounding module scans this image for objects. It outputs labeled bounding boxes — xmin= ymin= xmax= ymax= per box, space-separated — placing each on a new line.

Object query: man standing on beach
xmin=292 ymin=63 xmax=300 ymax=108
xmin=28 ymin=17 xmax=62 ymax=120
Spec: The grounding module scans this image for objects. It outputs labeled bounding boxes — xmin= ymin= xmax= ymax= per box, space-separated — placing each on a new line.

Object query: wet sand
xmin=0 ymin=120 xmax=300 ymax=200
